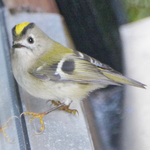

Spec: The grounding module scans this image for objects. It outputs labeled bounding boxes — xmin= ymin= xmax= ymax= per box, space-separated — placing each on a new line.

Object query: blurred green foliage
xmin=123 ymin=0 xmax=150 ymax=22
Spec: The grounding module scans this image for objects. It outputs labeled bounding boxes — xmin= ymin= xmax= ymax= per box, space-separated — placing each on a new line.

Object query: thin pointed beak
xmin=12 ymin=43 xmax=26 ymax=49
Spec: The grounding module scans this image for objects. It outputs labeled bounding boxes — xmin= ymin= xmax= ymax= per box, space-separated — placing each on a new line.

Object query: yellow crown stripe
xmin=15 ymin=22 xmax=30 ymax=35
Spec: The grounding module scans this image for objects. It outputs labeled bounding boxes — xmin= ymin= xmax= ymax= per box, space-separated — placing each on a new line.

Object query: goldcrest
xmin=11 ymin=22 xmax=145 ymax=106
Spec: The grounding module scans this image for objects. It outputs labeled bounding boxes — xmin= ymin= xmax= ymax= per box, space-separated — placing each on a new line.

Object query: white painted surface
xmin=120 ymin=18 xmax=150 ymax=150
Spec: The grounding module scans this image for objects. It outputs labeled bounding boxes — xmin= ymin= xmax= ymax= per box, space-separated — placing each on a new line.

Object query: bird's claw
xmin=20 ymin=111 xmax=46 ymax=134
xmin=49 ymin=100 xmax=79 ymax=115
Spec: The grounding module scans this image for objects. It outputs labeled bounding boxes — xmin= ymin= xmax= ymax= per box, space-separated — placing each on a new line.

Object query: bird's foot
xmin=20 ymin=111 xmax=46 ymax=133
xmin=49 ymin=100 xmax=79 ymax=115
xmin=20 ymin=104 xmax=65 ymax=134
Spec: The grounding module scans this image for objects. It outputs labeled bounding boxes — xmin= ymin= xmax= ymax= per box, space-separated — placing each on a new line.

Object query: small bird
xmin=11 ymin=22 xmax=145 ymax=130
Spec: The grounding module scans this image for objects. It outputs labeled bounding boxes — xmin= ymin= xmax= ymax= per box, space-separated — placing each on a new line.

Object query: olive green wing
xmin=28 ymin=51 xmax=119 ymax=85
xmin=29 ymin=50 xmax=145 ymax=88
xmin=72 ymin=50 xmax=145 ymax=88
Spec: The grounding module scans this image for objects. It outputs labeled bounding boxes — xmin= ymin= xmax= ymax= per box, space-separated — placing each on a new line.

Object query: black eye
xmin=27 ymin=37 xmax=34 ymax=44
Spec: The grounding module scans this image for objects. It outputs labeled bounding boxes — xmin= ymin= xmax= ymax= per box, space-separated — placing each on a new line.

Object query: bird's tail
xmin=102 ymin=71 xmax=146 ymax=88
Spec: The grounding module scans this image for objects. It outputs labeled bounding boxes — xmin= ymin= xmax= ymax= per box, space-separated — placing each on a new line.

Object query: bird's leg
xmin=49 ymin=100 xmax=79 ymax=115
xmin=20 ymin=104 xmax=65 ymax=133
